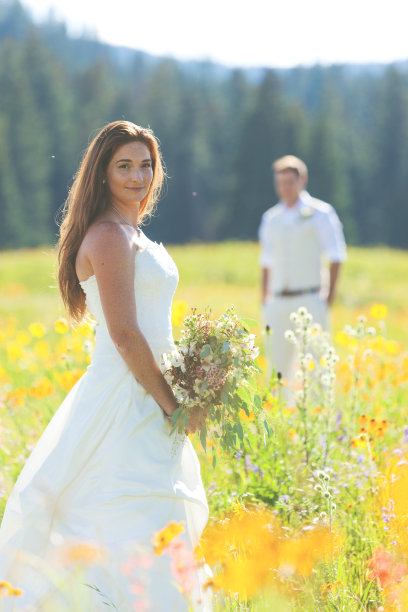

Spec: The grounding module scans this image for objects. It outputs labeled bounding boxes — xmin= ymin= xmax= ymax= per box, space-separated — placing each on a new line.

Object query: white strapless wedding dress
xmin=0 ymin=231 xmax=211 ymax=611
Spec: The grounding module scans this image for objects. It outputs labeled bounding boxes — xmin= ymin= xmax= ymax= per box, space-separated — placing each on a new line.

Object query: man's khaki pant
xmin=262 ymin=292 xmax=330 ymax=388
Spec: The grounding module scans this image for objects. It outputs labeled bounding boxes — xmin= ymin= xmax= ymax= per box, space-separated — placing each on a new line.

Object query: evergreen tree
xmin=371 ymin=67 xmax=408 ymax=247
xmin=306 ymin=79 xmax=356 ymax=242
xmin=1 ymin=0 xmax=408 ymax=249
xmin=0 ymin=113 xmax=24 ymax=247
xmin=228 ymin=70 xmax=289 ymax=239
xmin=21 ymin=32 xmax=75 ymax=237
xmin=0 ymin=38 xmax=52 ymax=246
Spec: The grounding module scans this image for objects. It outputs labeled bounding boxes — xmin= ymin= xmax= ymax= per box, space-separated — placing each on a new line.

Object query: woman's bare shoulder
xmin=76 ymin=220 xmax=134 ymax=281
xmin=82 ymin=219 xmax=134 ymax=257
xmin=84 ymin=218 xmax=125 ymax=244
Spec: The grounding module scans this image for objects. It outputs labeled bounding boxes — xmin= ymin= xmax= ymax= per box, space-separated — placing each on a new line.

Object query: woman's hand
xmin=185 ymin=405 xmax=208 ymax=435
xmin=166 ymin=404 xmax=208 ymax=435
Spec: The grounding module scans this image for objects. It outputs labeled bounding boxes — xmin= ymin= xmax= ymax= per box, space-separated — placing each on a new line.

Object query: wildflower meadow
xmin=1 ymin=242 xmax=408 ymax=611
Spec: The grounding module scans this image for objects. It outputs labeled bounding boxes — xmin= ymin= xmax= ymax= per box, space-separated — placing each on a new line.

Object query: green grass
xmin=1 ymin=242 xmax=408 ymax=610
xmin=1 ymin=242 xmax=408 ymax=341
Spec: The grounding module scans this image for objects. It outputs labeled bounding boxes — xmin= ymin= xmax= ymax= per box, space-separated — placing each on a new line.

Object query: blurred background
xmin=0 ymin=0 xmax=407 ymax=248
xmin=1 ymin=6 xmax=408 ymax=606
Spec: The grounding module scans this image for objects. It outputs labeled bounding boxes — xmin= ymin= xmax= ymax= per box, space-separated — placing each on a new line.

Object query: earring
xmin=102 ymin=179 xmax=106 ymax=184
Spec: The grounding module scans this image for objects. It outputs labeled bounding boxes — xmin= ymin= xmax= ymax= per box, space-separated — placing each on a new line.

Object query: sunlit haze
xmin=22 ymin=0 xmax=408 ymax=68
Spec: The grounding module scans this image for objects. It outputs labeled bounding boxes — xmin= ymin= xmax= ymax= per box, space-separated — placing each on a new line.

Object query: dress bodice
xmin=79 ymin=231 xmax=179 ymax=365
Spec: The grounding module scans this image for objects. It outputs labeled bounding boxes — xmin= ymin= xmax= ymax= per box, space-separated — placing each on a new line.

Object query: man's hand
xmin=327 ymin=262 xmax=341 ymax=308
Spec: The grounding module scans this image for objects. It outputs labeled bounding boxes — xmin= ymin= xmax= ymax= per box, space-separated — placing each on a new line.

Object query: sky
xmin=22 ymin=0 xmax=408 ymax=69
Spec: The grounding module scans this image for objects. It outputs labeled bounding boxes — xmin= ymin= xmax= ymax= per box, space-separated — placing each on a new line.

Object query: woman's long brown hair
xmin=57 ymin=120 xmax=165 ymax=324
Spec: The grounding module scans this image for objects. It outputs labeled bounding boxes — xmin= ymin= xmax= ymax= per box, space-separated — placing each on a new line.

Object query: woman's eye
xmin=119 ymin=164 xmax=129 ymax=169
xmin=142 ymin=163 xmax=152 ymax=168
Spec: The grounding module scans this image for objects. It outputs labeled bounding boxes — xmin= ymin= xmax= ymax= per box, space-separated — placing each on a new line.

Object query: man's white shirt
xmin=258 ymin=191 xmax=347 ymax=293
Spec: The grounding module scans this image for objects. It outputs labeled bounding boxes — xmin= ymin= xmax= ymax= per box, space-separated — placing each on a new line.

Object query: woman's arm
xmin=83 ymin=222 xmax=178 ymax=418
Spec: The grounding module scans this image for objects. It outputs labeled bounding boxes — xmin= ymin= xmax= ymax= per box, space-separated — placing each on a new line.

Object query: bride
xmin=0 ymin=120 xmax=211 ymax=611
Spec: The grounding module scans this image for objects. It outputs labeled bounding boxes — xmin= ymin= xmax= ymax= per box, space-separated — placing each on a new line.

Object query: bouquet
xmin=161 ymin=307 xmax=268 ymax=460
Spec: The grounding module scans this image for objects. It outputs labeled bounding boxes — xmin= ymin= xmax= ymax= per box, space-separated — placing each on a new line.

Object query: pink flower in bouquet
xmin=161 ymin=306 xmax=267 ymax=452
xmin=196 ymin=366 xmax=206 ymax=380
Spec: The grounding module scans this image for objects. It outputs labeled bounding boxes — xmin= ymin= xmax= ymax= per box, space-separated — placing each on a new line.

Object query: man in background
xmin=258 ymin=155 xmax=347 ymax=385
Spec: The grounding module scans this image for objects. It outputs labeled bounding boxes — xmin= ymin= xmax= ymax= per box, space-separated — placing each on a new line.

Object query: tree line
xmin=0 ymin=0 xmax=408 ymax=249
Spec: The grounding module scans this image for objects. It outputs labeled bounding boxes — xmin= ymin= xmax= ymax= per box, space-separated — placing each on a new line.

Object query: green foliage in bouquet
xmin=162 ymin=307 xmax=270 ymax=463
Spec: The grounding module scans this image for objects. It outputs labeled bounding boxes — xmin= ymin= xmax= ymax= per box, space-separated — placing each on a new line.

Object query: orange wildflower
xmin=153 ymin=521 xmax=185 ymax=555
xmin=59 ymin=541 xmax=107 ymax=566
xmin=29 ymin=377 xmax=55 ymax=399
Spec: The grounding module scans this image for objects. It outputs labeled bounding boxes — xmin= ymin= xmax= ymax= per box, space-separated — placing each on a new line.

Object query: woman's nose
xmin=131 ymin=168 xmax=144 ymax=182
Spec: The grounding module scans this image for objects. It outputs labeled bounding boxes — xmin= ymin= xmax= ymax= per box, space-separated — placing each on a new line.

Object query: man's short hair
xmin=272 ymin=155 xmax=308 ymax=181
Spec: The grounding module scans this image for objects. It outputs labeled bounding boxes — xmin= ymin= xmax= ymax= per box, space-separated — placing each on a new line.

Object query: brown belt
xmin=275 ymin=286 xmax=320 ymax=297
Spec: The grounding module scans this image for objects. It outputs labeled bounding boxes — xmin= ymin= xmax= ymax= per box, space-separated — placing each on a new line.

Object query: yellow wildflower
xmin=320 ymin=580 xmax=344 ymax=598
xmin=0 ymin=581 xmax=23 ymax=597
xmin=54 ymin=317 xmax=69 ymax=334
xmin=15 ymin=331 xmax=31 ymax=347
xmin=377 ymin=452 xmax=408 ymax=555
xmin=34 ymin=340 xmax=51 ymax=360
xmin=55 ymin=337 xmax=69 ymax=355
xmin=351 ymin=433 xmax=367 ymax=449
xmin=6 ymin=341 xmax=23 ymax=361
xmin=280 ymin=526 xmax=343 ymax=577
xmin=29 ymin=378 xmax=55 ymax=399
xmin=70 ymin=337 xmax=85 ymax=353
xmin=0 ymin=365 xmax=10 ymax=383
xmin=6 ymin=387 xmax=27 ymax=407
xmin=239 ymin=408 xmax=255 ymax=421
xmin=311 ymin=405 xmax=323 ymax=415
xmin=172 ymin=301 xmax=187 ymax=327
xmin=368 ymin=418 xmax=378 ymax=432
xmin=358 ymin=434 xmax=367 ymax=447
xmin=153 ymin=521 xmax=185 ymax=555
xmin=334 ymin=331 xmax=349 ymax=347
xmin=385 ymin=340 xmax=400 ymax=355
xmin=199 ymin=507 xmax=342 ymax=600
xmin=369 ymin=303 xmax=388 ymax=320
xmin=72 ymin=321 xmax=94 ymax=337
xmin=28 ymin=322 xmax=46 ymax=338
xmin=263 ymin=398 xmax=278 ymax=411
xmin=55 ymin=370 xmax=84 ymax=392
xmin=59 ymin=541 xmax=107 ymax=565
xmin=256 ymin=355 xmax=267 ymax=373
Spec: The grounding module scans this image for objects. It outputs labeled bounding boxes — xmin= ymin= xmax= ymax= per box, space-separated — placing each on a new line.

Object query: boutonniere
xmin=299 ymin=206 xmax=315 ymax=219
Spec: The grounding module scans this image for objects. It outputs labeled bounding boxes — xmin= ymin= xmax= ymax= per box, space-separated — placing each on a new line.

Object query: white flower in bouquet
xmin=161 ymin=307 xmax=268 ymax=460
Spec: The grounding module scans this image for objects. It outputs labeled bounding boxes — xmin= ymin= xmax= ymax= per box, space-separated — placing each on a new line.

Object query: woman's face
xmin=106 ymin=141 xmax=154 ymax=208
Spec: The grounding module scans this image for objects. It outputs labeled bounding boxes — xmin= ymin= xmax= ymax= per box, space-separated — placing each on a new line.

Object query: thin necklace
xmin=110 ymin=204 xmax=140 ymax=235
